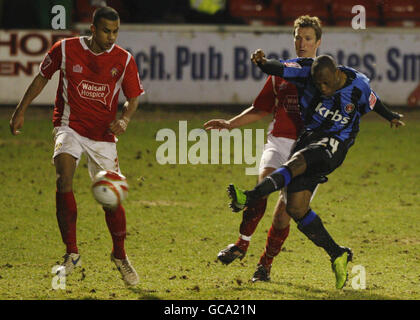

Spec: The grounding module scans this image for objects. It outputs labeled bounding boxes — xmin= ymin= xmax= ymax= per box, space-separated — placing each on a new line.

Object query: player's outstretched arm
xmin=204 ymin=106 xmax=270 ymax=131
xmin=251 ymin=49 xmax=305 ymax=78
xmin=9 ymin=73 xmax=49 ymax=135
xmin=372 ymin=98 xmax=405 ymax=128
xmin=109 ymin=96 xmax=139 ymax=136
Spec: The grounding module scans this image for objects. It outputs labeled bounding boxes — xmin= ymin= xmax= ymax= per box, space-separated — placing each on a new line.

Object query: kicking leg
xmin=228 ymin=151 xmax=307 ymax=211
xmin=85 ymin=142 xmax=139 ymax=287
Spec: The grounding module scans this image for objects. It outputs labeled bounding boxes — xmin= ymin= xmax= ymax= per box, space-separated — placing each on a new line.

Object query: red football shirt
xmin=253 ymin=75 xmax=302 ymax=139
xmin=39 ymin=36 xmax=144 ymax=142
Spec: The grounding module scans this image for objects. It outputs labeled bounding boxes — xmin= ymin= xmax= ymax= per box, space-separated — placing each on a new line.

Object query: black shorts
xmin=287 ymin=133 xmax=348 ymax=193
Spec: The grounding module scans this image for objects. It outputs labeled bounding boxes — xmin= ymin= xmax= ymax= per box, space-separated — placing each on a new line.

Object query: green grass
xmin=0 ymin=107 xmax=419 ymax=300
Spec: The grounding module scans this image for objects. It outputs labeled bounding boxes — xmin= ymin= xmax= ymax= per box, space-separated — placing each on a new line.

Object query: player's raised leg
xmin=228 ymin=152 xmax=307 ymax=211
xmin=54 ymin=152 xmax=81 ymax=275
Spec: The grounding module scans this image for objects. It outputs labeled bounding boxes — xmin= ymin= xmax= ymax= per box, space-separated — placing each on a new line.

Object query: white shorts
xmin=258 ymin=134 xmax=296 ymax=174
xmin=52 ymin=126 xmax=121 ymax=180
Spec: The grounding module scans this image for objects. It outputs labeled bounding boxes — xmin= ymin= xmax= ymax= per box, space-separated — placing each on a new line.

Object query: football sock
xmin=235 ymin=198 xmax=268 ymax=252
xmin=104 ymin=205 xmax=127 ymax=259
xmin=296 ymin=210 xmax=343 ymax=260
xmin=259 ymin=224 xmax=290 ymax=267
xmin=235 ymin=235 xmax=251 ymax=253
xmin=56 ymin=191 xmax=78 ymax=254
xmin=248 ymin=166 xmax=292 ymax=201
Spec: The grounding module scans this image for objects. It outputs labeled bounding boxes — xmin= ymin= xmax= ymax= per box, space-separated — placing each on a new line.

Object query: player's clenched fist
xmin=109 ymin=117 xmax=130 ymax=136
xmin=251 ymin=49 xmax=267 ymax=66
xmin=9 ymin=109 xmax=24 ymax=135
xmin=390 ymin=114 xmax=405 ymax=128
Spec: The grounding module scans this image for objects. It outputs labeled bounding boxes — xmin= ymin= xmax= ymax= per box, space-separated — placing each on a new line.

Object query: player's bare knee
xmin=258 ymin=167 xmax=276 ymax=183
xmin=286 ymin=202 xmax=308 ymax=221
xmin=56 ymin=174 xmax=73 ymax=192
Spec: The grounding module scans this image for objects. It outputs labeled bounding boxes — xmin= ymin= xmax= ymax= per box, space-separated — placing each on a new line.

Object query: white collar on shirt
xmin=79 ymin=36 xmax=115 ymax=55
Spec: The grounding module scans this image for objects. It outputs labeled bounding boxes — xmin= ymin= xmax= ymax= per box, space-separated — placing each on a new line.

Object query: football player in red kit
xmin=9 ymin=7 xmax=144 ymax=286
xmin=204 ymin=15 xmax=323 ymax=281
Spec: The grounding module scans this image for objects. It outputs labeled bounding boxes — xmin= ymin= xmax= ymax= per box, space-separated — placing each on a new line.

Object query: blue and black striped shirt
xmin=260 ymin=58 xmax=379 ymax=149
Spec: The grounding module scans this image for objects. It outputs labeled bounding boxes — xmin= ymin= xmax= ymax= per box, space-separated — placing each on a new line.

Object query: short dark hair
xmin=293 ymin=15 xmax=322 ymax=41
xmin=311 ymin=55 xmax=337 ymax=77
xmin=92 ymin=6 xmax=119 ymax=26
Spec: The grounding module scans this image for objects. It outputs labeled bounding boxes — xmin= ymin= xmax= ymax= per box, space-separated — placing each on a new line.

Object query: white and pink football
xmin=91 ymin=170 xmax=129 ymax=208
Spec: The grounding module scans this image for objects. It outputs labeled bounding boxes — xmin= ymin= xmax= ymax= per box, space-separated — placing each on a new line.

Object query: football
xmin=91 ymin=170 xmax=129 ymax=208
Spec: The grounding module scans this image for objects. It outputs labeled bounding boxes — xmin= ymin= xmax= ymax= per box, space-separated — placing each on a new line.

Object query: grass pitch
xmin=0 ymin=106 xmax=419 ymax=300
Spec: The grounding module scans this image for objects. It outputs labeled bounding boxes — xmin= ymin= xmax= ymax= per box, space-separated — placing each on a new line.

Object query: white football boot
xmin=56 ymin=253 xmax=82 ymax=276
xmin=111 ymin=253 xmax=139 ymax=286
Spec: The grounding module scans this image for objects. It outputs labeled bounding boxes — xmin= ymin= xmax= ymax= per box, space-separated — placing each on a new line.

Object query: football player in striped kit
xmin=228 ymin=52 xmax=404 ymax=289
xmin=204 ymin=16 xmax=324 ymax=282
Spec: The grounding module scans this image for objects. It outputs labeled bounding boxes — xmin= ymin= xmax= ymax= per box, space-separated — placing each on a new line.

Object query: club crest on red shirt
xmin=73 ymin=64 xmax=83 ymax=73
xmin=111 ymin=68 xmax=118 ymax=77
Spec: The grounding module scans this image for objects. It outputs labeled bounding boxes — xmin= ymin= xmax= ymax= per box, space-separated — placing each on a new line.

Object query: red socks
xmin=56 ymin=191 xmax=78 ymax=254
xmin=104 ymin=205 xmax=127 ymax=259
xmin=56 ymin=191 xmax=127 ymax=259
xmin=259 ymin=224 xmax=290 ymax=267
xmin=235 ymin=198 xmax=268 ymax=252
